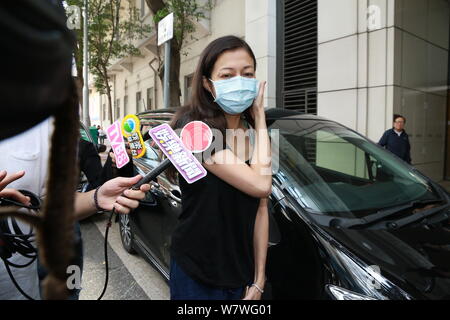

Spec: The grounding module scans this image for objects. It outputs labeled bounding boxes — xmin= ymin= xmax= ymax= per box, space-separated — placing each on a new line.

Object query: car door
xmin=158 ymin=172 xmax=182 ymax=269
xmin=131 ymin=144 xmax=167 ymax=264
xmin=138 ymin=119 xmax=183 ymax=270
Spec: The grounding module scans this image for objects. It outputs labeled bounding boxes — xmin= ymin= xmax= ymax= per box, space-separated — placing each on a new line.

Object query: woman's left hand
xmin=97 ymin=175 xmax=150 ymax=214
xmin=242 ymin=285 xmax=263 ymax=300
xmin=249 ymin=81 xmax=266 ymax=120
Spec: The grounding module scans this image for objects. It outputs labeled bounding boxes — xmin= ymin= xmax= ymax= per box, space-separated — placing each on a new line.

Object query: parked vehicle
xmin=78 ymin=122 xmax=106 ymax=192
xmin=120 ymin=108 xmax=450 ymax=300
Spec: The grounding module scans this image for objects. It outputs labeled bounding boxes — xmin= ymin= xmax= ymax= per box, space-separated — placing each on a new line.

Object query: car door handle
xmin=167 ymin=190 xmax=181 ymax=203
xmin=150 ymin=181 xmax=161 ymax=189
xmin=169 ymin=199 xmax=178 ymax=207
xmin=163 ymin=189 xmax=180 ymax=207
xmin=148 ymin=182 xmax=165 ymax=198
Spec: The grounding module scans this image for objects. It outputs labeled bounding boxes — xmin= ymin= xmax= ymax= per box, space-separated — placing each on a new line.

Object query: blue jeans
xmin=170 ymin=258 xmax=245 ymax=300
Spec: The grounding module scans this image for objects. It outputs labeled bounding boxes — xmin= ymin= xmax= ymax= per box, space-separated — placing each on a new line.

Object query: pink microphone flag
xmin=149 ymin=123 xmax=207 ymax=184
xmin=106 ymin=121 xmax=130 ymax=169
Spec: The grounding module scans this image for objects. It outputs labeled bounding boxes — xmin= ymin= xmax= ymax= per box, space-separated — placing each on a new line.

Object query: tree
xmin=64 ymin=3 xmax=85 ymax=119
xmin=67 ymin=0 xmax=152 ymax=122
xmin=145 ymin=0 xmax=214 ymax=108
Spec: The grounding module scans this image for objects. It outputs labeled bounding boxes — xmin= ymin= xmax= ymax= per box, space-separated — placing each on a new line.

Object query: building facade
xmin=90 ymin=0 xmax=277 ymax=121
xmin=313 ymin=0 xmax=449 ymax=182
xmin=89 ymin=0 xmax=449 ymax=182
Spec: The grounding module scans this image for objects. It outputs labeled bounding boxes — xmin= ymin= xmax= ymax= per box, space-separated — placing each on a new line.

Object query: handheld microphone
xmin=131 ymin=121 xmax=213 ymax=190
xmin=131 ymin=158 xmax=172 ymax=190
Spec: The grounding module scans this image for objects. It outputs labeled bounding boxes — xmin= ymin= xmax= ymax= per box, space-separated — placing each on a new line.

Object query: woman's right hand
xmin=250 ymin=81 xmax=267 ymax=120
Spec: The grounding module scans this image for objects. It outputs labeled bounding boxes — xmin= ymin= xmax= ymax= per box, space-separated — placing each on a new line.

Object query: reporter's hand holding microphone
xmin=95 ymin=175 xmax=150 ymax=214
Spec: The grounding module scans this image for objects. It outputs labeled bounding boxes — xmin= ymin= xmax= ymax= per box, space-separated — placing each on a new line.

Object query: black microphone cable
xmin=0 ymin=193 xmax=39 ymax=300
xmin=1 ymin=158 xmax=173 ymax=301
xmin=97 ymin=206 xmax=115 ymax=300
xmin=2 ymin=257 xmax=36 ymax=300
xmin=97 ymin=158 xmax=172 ymax=299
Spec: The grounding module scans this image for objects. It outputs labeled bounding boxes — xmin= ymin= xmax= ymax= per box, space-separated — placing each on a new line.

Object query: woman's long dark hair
xmin=166 ymin=35 xmax=257 ymax=183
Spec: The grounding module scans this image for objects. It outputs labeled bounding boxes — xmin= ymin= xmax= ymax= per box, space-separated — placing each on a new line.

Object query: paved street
xmin=78 ymin=213 xmax=169 ymax=300
xmin=78 ymin=144 xmax=169 ymax=300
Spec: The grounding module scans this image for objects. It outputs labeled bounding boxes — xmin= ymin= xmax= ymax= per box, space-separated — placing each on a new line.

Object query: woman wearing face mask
xmin=167 ymin=36 xmax=272 ymax=300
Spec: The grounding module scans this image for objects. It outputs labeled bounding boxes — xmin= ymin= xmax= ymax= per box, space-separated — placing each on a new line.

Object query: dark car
xmin=119 ymin=108 xmax=450 ymax=300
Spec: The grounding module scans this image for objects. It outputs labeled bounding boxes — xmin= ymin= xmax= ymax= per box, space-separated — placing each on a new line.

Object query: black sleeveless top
xmin=170 ymin=117 xmax=260 ymax=288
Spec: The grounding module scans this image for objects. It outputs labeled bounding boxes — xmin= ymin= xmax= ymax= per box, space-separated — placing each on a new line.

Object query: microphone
xmin=131 ymin=158 xmax=172 ymax=190
xmin=131 ymin=121 xmax=213 ymax=190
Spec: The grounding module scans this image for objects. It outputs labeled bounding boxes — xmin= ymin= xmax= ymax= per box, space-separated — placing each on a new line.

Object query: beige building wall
xmin=90 ymin=0 xmax=278 ymax=127
xmin=245 ymin=0 xmax=277 ymax=109
xmin=178 ymin=0 xmax=246 ymax=105
xmin=91 ymin=0 xmax=247 ymax=127
xmin=393 ymin=0 xmax=449 ymax=182
xmin=317 ymin=0 xmax=449 ymax=182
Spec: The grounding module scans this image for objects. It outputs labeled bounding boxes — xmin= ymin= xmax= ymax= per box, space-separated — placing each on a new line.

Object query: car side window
xmin=312 ymin=131 xmax=373 ymax=181
xmin=138 ymin=122 xmax=163 ymax=167
xmin=143 ymin=142 xmax=160 ymax=161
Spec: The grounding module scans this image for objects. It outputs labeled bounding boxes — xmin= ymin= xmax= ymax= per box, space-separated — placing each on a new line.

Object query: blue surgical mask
xmin=209 ymin=76 xmax=259 ymax=115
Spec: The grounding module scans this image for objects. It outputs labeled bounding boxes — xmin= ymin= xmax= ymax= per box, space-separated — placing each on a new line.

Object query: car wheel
xmin=119 ymin=213 xmax=136 ymax=254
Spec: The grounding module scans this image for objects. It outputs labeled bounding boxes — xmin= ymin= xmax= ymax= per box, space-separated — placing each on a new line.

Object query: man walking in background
xmin=378 ymin=114 xmax=412 ymax=164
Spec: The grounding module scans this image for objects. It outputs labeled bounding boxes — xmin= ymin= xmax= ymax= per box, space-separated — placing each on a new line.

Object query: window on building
xmin=277 ymin=0 xmax=318 ymax=114
xmin=124 ymin=95 xmax=128 ymax=116
xmin=115 ymin=99 xmax=120 ymax=120
xmin=103 ymin=103 xmax=107 ymax=121
xmin=141 ymin=0 xmax=146 ymax=17
xmin=184 ymin=74 xmax=194 ymax=105
xmin=147 ymin=87 xmax=154 ymax=110
xmin=136 ymin=91 xmax=143 ymax=113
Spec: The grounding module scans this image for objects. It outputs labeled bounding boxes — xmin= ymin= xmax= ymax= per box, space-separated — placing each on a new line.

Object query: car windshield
xmin=270 ymin=118 xmax=441 ymax=219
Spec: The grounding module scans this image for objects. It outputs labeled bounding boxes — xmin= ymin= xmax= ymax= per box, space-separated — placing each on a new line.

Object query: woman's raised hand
xmin=250 ymin=81 xmax=267 ymax=120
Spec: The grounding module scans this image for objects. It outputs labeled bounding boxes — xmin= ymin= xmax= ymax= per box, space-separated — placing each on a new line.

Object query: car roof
xmin=138 ymin=108 xmax=332 ymax=123
xmin=138 ymin=109 xmax=177 ymax=123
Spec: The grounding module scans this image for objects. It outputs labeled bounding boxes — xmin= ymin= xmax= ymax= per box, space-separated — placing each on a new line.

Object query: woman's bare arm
xmin=74 ymin=175 xmax=150 ymax=221
xmin=203 ymin=82 xmax=272 ymax=198
xmin=243 ymin=198 xmax=269 ymax=300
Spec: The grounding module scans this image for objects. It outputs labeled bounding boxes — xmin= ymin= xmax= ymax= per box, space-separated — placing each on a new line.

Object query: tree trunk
xmin=106 ymin=85 xmax=113 ymax=124
xmin=74 ymin=38 xmax=90 ymax=125
xmin=145 ymin=0 xmax=165 ymax=15
xmin=158 ymin=40 xmax=182 ymax=108
xmin=74 ymin=76 xmax=83 ymax=104
xmin=74 ymin=75 xmax=84 ymax=117
xmin=169 ymin=40 xmax=182 ymax=108
xmin=146 ymin=0 xmax=182 ymax=108
xmin=104 ymin=70 xmax=113 ymax=123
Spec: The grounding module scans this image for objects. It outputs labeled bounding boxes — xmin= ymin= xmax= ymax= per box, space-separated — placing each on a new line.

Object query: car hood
xmin=322 ymin=222 xmax=450 ymax=299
